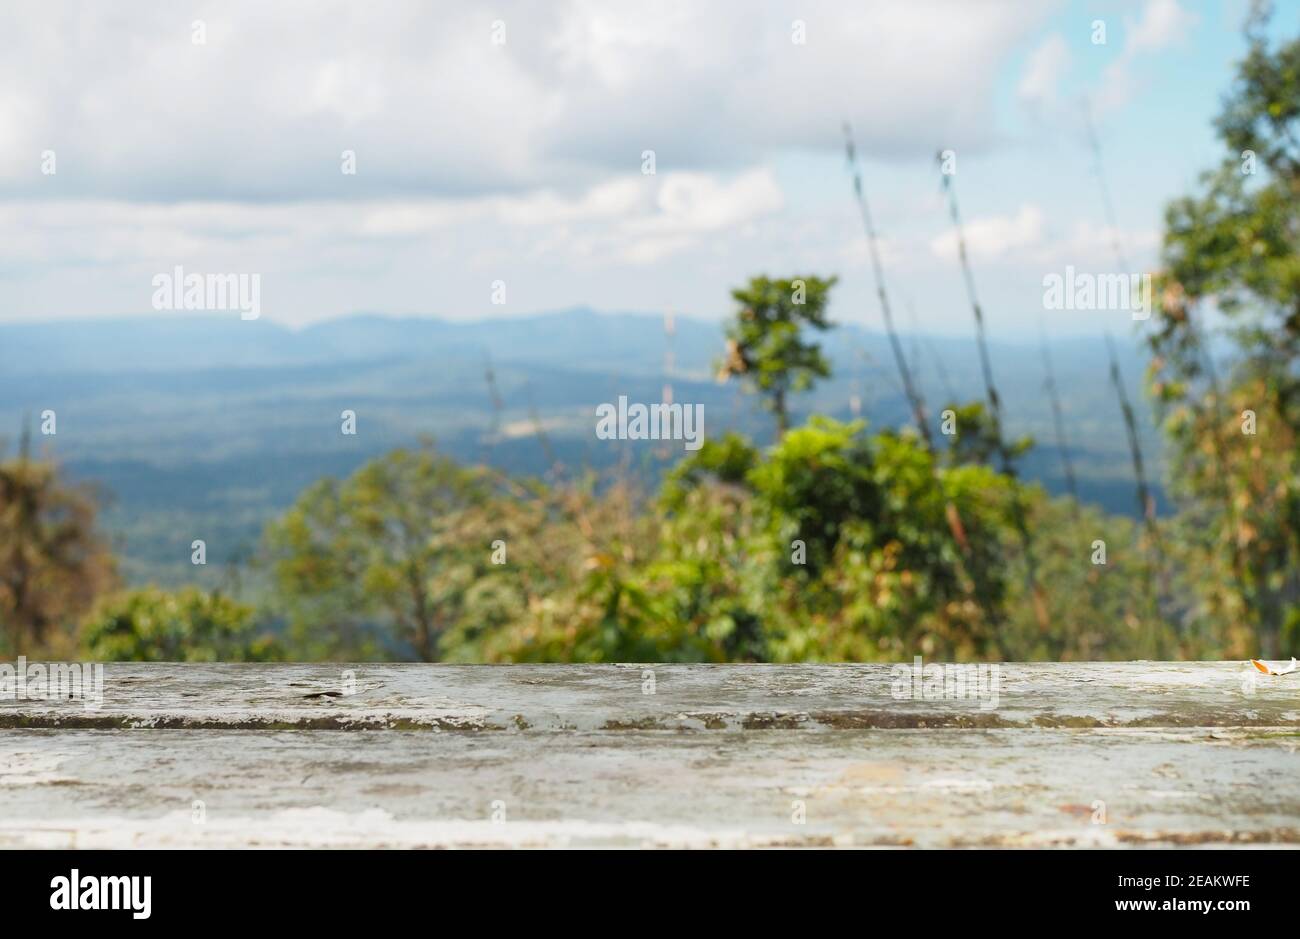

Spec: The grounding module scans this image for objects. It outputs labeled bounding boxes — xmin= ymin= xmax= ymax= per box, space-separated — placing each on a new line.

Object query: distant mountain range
xmin=0 ymin=309 xmax=1167 ymax=586
xmin=0 ymin=307 xmax=720 ymax=376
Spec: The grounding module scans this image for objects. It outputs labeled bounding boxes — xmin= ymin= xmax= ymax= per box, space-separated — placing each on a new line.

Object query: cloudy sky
xmin=0 ymin=0 xmax=1285 ymax=336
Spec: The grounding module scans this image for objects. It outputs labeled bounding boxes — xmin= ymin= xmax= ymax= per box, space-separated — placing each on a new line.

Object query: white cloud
xmin=0 ymin=1 xmax=1189 ymax=336
xmin=1039 ymin=221 xmax=1160 ymax=269
xmin=1127 ymin=0 xmax=1199 ymax=52
xmin=0 ymin=0 xmax=1049 ymax=202
xmin=1093 ymin=0 xmax=1199 ymax=114
xmin=840 ymin=234 xmax=909 ymax=272
xmin=929 ymin=205 xmax=1046 ymax=262
xmin=1018 ymin=34 xmax=1070 ymax=108
xmin=926 ymin=209 xmax=1158 ymax=277
xmin=636 ymin=170 xmax=784 ymax=235
xmin=0 ymin=166 xmax=786 ymax=321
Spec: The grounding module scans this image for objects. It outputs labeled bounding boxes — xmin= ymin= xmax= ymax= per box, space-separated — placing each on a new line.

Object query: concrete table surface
xmin=2 ymin=662 xmax=1298 ymax=848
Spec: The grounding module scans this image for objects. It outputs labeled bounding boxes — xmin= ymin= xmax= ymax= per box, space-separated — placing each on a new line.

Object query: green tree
xmin=264 ymin=445 xmax=512 ymax=661
xmin=470 ymin=473 xmax=698 ymax=663
xmin=717 ymin=275 xmax=836 ymax=437
xmin=1151 ymin=3 xmax=1300 ymax=656
xmin=81 ymin=587 xmax=280 ymax=661
xmin=750 ymin=418 xmax=1019 ymax=660
xmin=0 ymin=448 xmax=117 ymax=654
xmin=1000 ymin=496 xmax=1173 ymax=661
xmin=642 ymin=417 xmax=1025 ymax=661
xmin=937 ymin=401 xmax=1032 ymax=469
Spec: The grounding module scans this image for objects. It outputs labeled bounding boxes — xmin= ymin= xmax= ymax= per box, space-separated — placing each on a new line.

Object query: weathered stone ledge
xmin=2 ymin=661 xmax=1296 ymax=730
xmin=3 ymin=662 xmax=1298 ymax=848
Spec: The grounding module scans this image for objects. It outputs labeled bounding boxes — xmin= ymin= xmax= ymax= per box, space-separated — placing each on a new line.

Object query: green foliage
xmin=644 ymin=480 xmax=773 ymax=661
xmin=747 ymin=417 xmax=881 ymax=575
xmin=0 ymin=451 xmax=117 ymax=656
xmin=1000 ymin=497 xmax=1171 ymax=660
xmin=939 ymin=401 xmax=1032 ymax=468
xmin=661 ymin=431 xmax=757 ymax=506
xmin=479 ymin=417 xmax=1030 ymax=663
xmin=1150 ymin=6 xmax=1300 ymax=656
xmin=466 ymin=475 xmax=696 ymax=662
xmin=756 ymin=421 xmax=1021 ymax=660
xmin=263 ymin=444 xmax=509 ymax=661
xmin=717 ymin=275 xmax=836 ymax=435
xmin=80 ymin=587 xmax=279 ymax=662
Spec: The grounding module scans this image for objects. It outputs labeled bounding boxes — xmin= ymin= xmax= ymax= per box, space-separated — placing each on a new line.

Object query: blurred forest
xmin=2 ymin=12 xmax=1298 ymax=664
